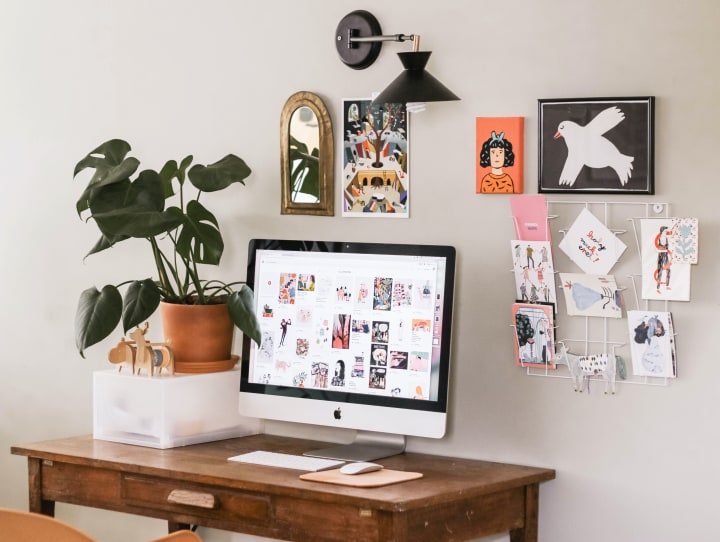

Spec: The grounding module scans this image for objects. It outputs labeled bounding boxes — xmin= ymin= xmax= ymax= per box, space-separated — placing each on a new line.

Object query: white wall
xmin=1 ymin=1 xmax=718 ymax=541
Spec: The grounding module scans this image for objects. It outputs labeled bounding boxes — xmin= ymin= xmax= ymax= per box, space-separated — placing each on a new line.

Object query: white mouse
xmin=339 ymin=462 xmax=383 ymax=475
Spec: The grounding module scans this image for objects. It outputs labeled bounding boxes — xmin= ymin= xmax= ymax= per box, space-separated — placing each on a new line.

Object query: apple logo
xmin=333 ymin=407 xmax=342 ymax=420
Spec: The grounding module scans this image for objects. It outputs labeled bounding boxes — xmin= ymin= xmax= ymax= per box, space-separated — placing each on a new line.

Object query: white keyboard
xmin=228 ymin=450 xmax=345 ymax=472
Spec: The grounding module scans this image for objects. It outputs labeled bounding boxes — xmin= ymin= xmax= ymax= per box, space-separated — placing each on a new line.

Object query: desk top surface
xmin=12 ymin=434 xmax=555 ymax=512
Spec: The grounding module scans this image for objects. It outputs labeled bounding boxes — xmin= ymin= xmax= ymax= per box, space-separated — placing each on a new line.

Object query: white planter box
xmin=93 ymin=369 xmax=259 ymax=449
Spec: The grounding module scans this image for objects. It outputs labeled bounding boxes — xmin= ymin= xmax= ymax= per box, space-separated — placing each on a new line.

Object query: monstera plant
xmin=73 ymin=138 xmax=261 ymax=358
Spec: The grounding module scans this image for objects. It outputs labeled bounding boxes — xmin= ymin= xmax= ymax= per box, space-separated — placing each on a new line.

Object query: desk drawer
xmin=122 ymin=475 xmax=269 ymax=522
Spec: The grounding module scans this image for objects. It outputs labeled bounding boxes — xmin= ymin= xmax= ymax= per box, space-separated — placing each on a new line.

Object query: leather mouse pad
xmin=300 ymin=468 xmax=422 ymax=487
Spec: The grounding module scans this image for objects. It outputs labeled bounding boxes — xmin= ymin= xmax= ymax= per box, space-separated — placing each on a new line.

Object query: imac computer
xmin=239 ymin=239 xmax=456 ymax=461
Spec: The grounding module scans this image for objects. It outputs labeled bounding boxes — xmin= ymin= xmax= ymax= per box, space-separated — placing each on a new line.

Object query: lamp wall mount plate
xmin=335 ymin=10 xmax=383 ymax=69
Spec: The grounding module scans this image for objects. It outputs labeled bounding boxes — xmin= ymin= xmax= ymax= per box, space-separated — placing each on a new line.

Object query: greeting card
xmin=512 ymin=303 xmax=555 ymax=369
xmin=640 ymin=218 xmax=691 ymax=301
xmin=670 ymin=217 xmax=699 ymax=264
xmin=627 ymin=310 xmax=676 ymax=378
xmin=559 ymin=273 xmax=622 ymax=318
xmin=558 ymin=208 xmax=626 ymax=274
xmin=511 ymin=240 xmax=556 ymax=305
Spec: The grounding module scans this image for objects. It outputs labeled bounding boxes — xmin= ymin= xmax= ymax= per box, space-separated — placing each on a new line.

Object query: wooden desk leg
xmin=27 ymin=458 xmax=55 ymax=517
xmin=509 ymin=483 xmax=540 ymax=542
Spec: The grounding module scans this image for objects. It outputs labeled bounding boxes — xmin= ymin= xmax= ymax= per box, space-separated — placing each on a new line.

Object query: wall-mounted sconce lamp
xmin=335 ymin=10 xmax=460 ymax=105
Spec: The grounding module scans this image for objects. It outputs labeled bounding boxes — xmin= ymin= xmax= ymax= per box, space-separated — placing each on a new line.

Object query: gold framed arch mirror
xmin=280 ymin=91 xmax=334 ymax=215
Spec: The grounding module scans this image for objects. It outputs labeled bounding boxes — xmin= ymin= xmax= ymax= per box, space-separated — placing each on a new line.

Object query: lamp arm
xmin=350 ymin=34 xmax=421 ymax=51
xmin=350 ymin=34 xmax=413 ymax=44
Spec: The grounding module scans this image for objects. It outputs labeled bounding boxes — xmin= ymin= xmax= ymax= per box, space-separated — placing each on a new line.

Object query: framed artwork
xmin=512 ymin=303 xmax=556 ymax=369
xmin=475 ymin=117 xmax=524 ymax=194
xmin=538 ymin=97 xmax=654 ymax=194
xmin=341 ymin=98 xmax=409 ymax=217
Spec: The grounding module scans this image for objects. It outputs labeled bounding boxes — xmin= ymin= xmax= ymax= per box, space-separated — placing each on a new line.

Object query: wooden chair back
xmin=0 ymin=508 xmax=96 ymax=542
xmin=150 ymin=531 xmax=203 ymax=541
xmin=0 ymin=508 xmax=203 ymax=541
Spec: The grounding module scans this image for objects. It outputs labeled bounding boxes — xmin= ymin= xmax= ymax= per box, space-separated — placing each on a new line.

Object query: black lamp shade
xmin=372 ymin=51 xmax=460 ymax=104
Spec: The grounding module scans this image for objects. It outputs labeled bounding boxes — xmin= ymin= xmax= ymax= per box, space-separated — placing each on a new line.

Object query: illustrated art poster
xmin=512 ymin=303 xmax=555 ymax=369
xmin=640 ymin=218 xmax=691 ymax=301
xmin=558 ymin=208 xmax=626 ymax=274
xmin=627 ymin=310 xmax=676 ymax=378
xmin=476 ymin=117 xmax=524 ymax=194
xmin=342 ymin=98 xmax=409 ymax=217
xmin=538 ymin=97 xmax=654 ymax=194
xmin=509 ymin=195 xmax=550 ymax=242
xmin=511 ymin=240 xmax=556 ymax=306
xmin=670 ymin=217 xmax=699 ymax=264
xmin=559 ymin=273 xmax=622 ymax=318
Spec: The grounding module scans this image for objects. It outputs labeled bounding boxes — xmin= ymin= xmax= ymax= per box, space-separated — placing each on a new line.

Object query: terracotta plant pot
xmin=160 ymin=302 xmax=238 ymax=373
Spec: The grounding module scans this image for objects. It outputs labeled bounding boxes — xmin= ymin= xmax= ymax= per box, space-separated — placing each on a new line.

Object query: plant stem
xmin=150 ymin=238 xmax=173 ymax=296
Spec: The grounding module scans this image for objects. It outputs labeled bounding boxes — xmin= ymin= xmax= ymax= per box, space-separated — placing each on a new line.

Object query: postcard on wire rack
xmin=512 ymin=303 xmax=555 ymax=369
xmin=558 ymin=208 xmax=626 ymax=274
xmin=670 ymin=217 xmax=699 ymax=264
xmin=627 ymin=310 xmax=676 ymax=378
xmin=511 ymin=240 xmax=556 ymax=305
xmin=509 ymin=195 xmax=550 ymax=242
xmin=640 ymin=218 xmax=691 ymax=301
xmin=559 ymin=273 xmax=622 ymax=318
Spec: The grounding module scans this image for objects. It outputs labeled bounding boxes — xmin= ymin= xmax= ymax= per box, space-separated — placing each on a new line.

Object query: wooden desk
xmin=11 ymin=434 xmax=554 ymax=542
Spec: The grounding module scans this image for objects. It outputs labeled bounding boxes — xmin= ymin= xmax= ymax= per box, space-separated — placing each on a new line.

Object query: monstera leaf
xmin=289 ymin=135 xmax=319 ymax=200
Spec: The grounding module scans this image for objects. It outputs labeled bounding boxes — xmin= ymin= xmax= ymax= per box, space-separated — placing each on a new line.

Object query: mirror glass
xmin=289 ymin=106 xmax=320 ymax=203
xmin=281 ymin=92 xmax=334 ymax=215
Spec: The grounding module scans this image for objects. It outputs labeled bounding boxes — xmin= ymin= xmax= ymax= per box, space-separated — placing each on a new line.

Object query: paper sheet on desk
xmin=300 ymin=468 xmax=422 ymax=487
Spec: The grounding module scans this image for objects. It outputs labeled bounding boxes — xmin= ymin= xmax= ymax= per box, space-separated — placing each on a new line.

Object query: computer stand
xmin=304 ymin=431 xmax=407 ymax=462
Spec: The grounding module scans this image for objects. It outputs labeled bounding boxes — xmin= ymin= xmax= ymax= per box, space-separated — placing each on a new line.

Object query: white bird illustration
xmin=553 ymin=106 xmax=634 ymax=186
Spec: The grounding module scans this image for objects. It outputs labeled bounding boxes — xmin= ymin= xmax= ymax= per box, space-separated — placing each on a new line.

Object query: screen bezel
xmin=240 ymin=239 xmax=456 ymax=416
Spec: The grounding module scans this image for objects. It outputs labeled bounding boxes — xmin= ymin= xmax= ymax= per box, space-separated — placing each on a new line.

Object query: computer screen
xmin=240 ymin=239 xmax=456 ymax=460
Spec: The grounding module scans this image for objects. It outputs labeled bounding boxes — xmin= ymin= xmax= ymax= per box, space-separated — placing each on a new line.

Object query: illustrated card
xmin=558 ymin=208 xmax=626 ymax=274
xmin=670 ymin=217 xmax=699 ymax=264
xmin=559 ymin=273 xmax=622 ymax=318
xmin=342 ymin=98 xmax=409 ymax=217
xmin=511 ymin=240 xmax=556 ymax=305
xmin=512 ymin=303 xmax=555 ymax=369
xmin=627 ymin=310 xmax=676 ymax=378
xmin=640 ymin=218 xmax=691 ymax=301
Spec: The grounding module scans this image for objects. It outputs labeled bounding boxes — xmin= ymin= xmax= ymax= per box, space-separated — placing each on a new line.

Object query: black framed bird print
xmin=538 ymin=97 xmax=654 ymax=194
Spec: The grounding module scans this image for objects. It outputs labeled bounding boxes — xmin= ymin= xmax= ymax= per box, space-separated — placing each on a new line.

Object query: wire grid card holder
xmin=514 ymin=200 xmax=676 ymax=391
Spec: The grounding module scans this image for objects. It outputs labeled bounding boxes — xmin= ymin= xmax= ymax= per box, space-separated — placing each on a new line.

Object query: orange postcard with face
xmin=475 ymin=117 xmax=524 ymax=194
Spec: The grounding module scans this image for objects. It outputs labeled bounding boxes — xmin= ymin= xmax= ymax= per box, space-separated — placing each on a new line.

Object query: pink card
xmin=509 ymin=195 xmax=551 ymax=242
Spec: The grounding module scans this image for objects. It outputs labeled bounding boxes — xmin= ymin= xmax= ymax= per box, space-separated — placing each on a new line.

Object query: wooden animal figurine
xmin=107 ymin=323 xmax=174 ymax=376
xmin=108 ymin=338 xmax=135 ymax=373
